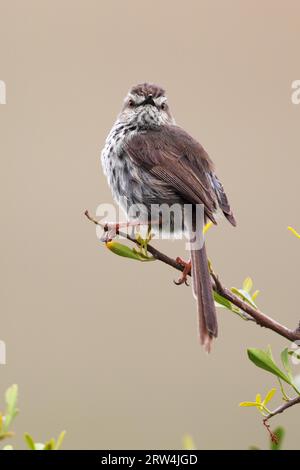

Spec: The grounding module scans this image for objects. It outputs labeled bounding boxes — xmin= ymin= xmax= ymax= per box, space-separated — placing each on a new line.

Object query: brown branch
xmin=84 ymin=210 xmax=300 ymax=343
xmin=210 ymin=270 xmax=300 ymax=342
xmin=263 ymin=395 xmax=300 ymax=429
xmin=84 ymin=210 xmax=187 ymax=273
xmin=262 ymin=419 xmax=278 ymax=444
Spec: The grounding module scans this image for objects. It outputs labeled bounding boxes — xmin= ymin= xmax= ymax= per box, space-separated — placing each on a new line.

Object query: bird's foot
xmin=101 ymin=221 xmax=153 ymax=243
xmin=174 ymin=257 xmax=191 ymax=286
xmin=100 ymin=222 xmax=121 ymax=242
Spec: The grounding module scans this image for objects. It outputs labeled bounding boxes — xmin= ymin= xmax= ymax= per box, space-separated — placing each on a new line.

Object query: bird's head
xmin=118 ymin=83 xmax=175 ymax=128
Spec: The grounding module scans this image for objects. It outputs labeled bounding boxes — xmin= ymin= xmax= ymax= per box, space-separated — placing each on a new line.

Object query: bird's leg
xmin=174 ymin=257 xmax=191 ymax=286
xmin=102 ymin=212 xmax=163 ymax=243
xmin=101 ymin=222 xmax=121 ymax=242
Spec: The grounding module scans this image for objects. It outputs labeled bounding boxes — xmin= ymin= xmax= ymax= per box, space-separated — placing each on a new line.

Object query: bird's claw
xmin=100 ymin=223 xmax=120 ymax=242
xmin=174 ymin=257 xmax=191 ymax=287
xmin=173 ymin=277 xmax=189 ymax=287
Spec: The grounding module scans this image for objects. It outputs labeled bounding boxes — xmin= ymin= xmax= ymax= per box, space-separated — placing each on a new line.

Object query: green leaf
xmin=266 ymin=344 xmax=274 ymax=360
xmin=44 ymin=438 xmax=56 ymax=450
xmin=203 ymin=221 xmax=213 ymax=234
xmin=252 ymin=290 xmax=260 ymax=301
xmin=263 ymin=388 xmax=276 ymax=405
xmin=243 ymin=277 xmax=253 ymax=293
xmin=0 ymin=431 xmax=14 ymax=441
xmin=3 ymin=385 xmax=18 ymax=432
xmin=55 ymin=431 xmax=66 ymax=450
xmin=231 ymin=287 xmax=258 ymax=308
xmin=277 ymin=378 xmax=291 ymax=401
xmin=214 ymin=292 xmax=250 ymax=321
xmin=182 ymin=434 xmax=196 ymax=450
xmin=255 ymin=393 xmax=262 ymax=404
xmin=239 ymin=402 xmax=260 ymax=407
xmin=271 ymin=427 xmax=285 ymax=450
xmin=2 ymin=444 xmax=14 ymax=450
xmin=35 ymin=443 xmax=46 ymax=450
xmin=106 ymin=241 xmax=154 ymax=261
xmin=24 ymin=433 xmax=36 ymax=450
xmin=5 ymin=385 xmax=18 ymax=411
xmin=288 ymin=226 xmax=300 ymax=239
xmin=213 ymin=292 xmax=234 ymax=310
xmin=247 ymin=348 xmax=292 ymax=385
xmin=281 ymin=348 xmax=293 ymax=382
xmin=132 ymin=248 xmax=155 ymax=261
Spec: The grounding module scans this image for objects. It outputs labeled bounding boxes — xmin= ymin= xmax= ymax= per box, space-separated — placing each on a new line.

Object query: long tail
xmin=190 ymin=244 xmax=218 ymax=352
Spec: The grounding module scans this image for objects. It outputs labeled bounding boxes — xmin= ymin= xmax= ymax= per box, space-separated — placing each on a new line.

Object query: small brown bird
xmin=101 ymin=83 xmax=236 ymax=351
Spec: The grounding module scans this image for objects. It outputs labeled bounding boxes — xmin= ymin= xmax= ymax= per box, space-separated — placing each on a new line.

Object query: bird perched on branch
xmin=101 ymin=83 xmax=236 ymax=352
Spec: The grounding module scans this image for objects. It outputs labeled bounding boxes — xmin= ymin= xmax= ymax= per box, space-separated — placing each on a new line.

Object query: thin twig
xmin=264 ymin=395 xmax=300 ymax=423
xmin=85 ymin=209 xmax=300 ymax=423
xmin=84 ymin=210 xmax=300 ymax=342
xmin=84 ymin=210 xmax=187 ymax=273
xmin=262 ymin=420 xmax=278 ymax=444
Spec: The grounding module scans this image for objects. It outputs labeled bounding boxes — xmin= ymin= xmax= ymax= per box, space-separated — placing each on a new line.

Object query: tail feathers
xmin=224 ymin=211 xmax=237 ymax=227
xmin=190 ymin=244 xmax=218 ymax=353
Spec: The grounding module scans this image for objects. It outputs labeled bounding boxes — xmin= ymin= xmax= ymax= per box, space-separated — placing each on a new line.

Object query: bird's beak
xmin=141 ymin=95 xmax=156 ymax=107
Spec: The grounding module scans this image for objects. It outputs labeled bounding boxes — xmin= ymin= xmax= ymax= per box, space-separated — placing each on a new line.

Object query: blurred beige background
xmin=0 ymin=0 xmax=300 ymax=450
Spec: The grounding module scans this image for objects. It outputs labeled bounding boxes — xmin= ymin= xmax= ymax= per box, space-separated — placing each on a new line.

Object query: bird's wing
xmin=124 ymin=125 xmax=236 ymax=225
xmin=207 ymin=172 xmax=236 ymax=226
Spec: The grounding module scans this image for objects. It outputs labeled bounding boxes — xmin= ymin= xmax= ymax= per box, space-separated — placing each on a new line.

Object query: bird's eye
xmin=161 ymin=102 xmax=166 ymax=110
xmin=128 ymin=99 xmax=135 ymax=107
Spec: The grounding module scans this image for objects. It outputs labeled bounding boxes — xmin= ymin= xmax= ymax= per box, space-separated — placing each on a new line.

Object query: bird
xmin=101 ymin=83 xmax=236 ymax=352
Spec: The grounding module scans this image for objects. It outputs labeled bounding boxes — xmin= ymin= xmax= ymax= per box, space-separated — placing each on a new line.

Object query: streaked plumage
xmin=101 ymin=83 xmax=236 ymax=351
